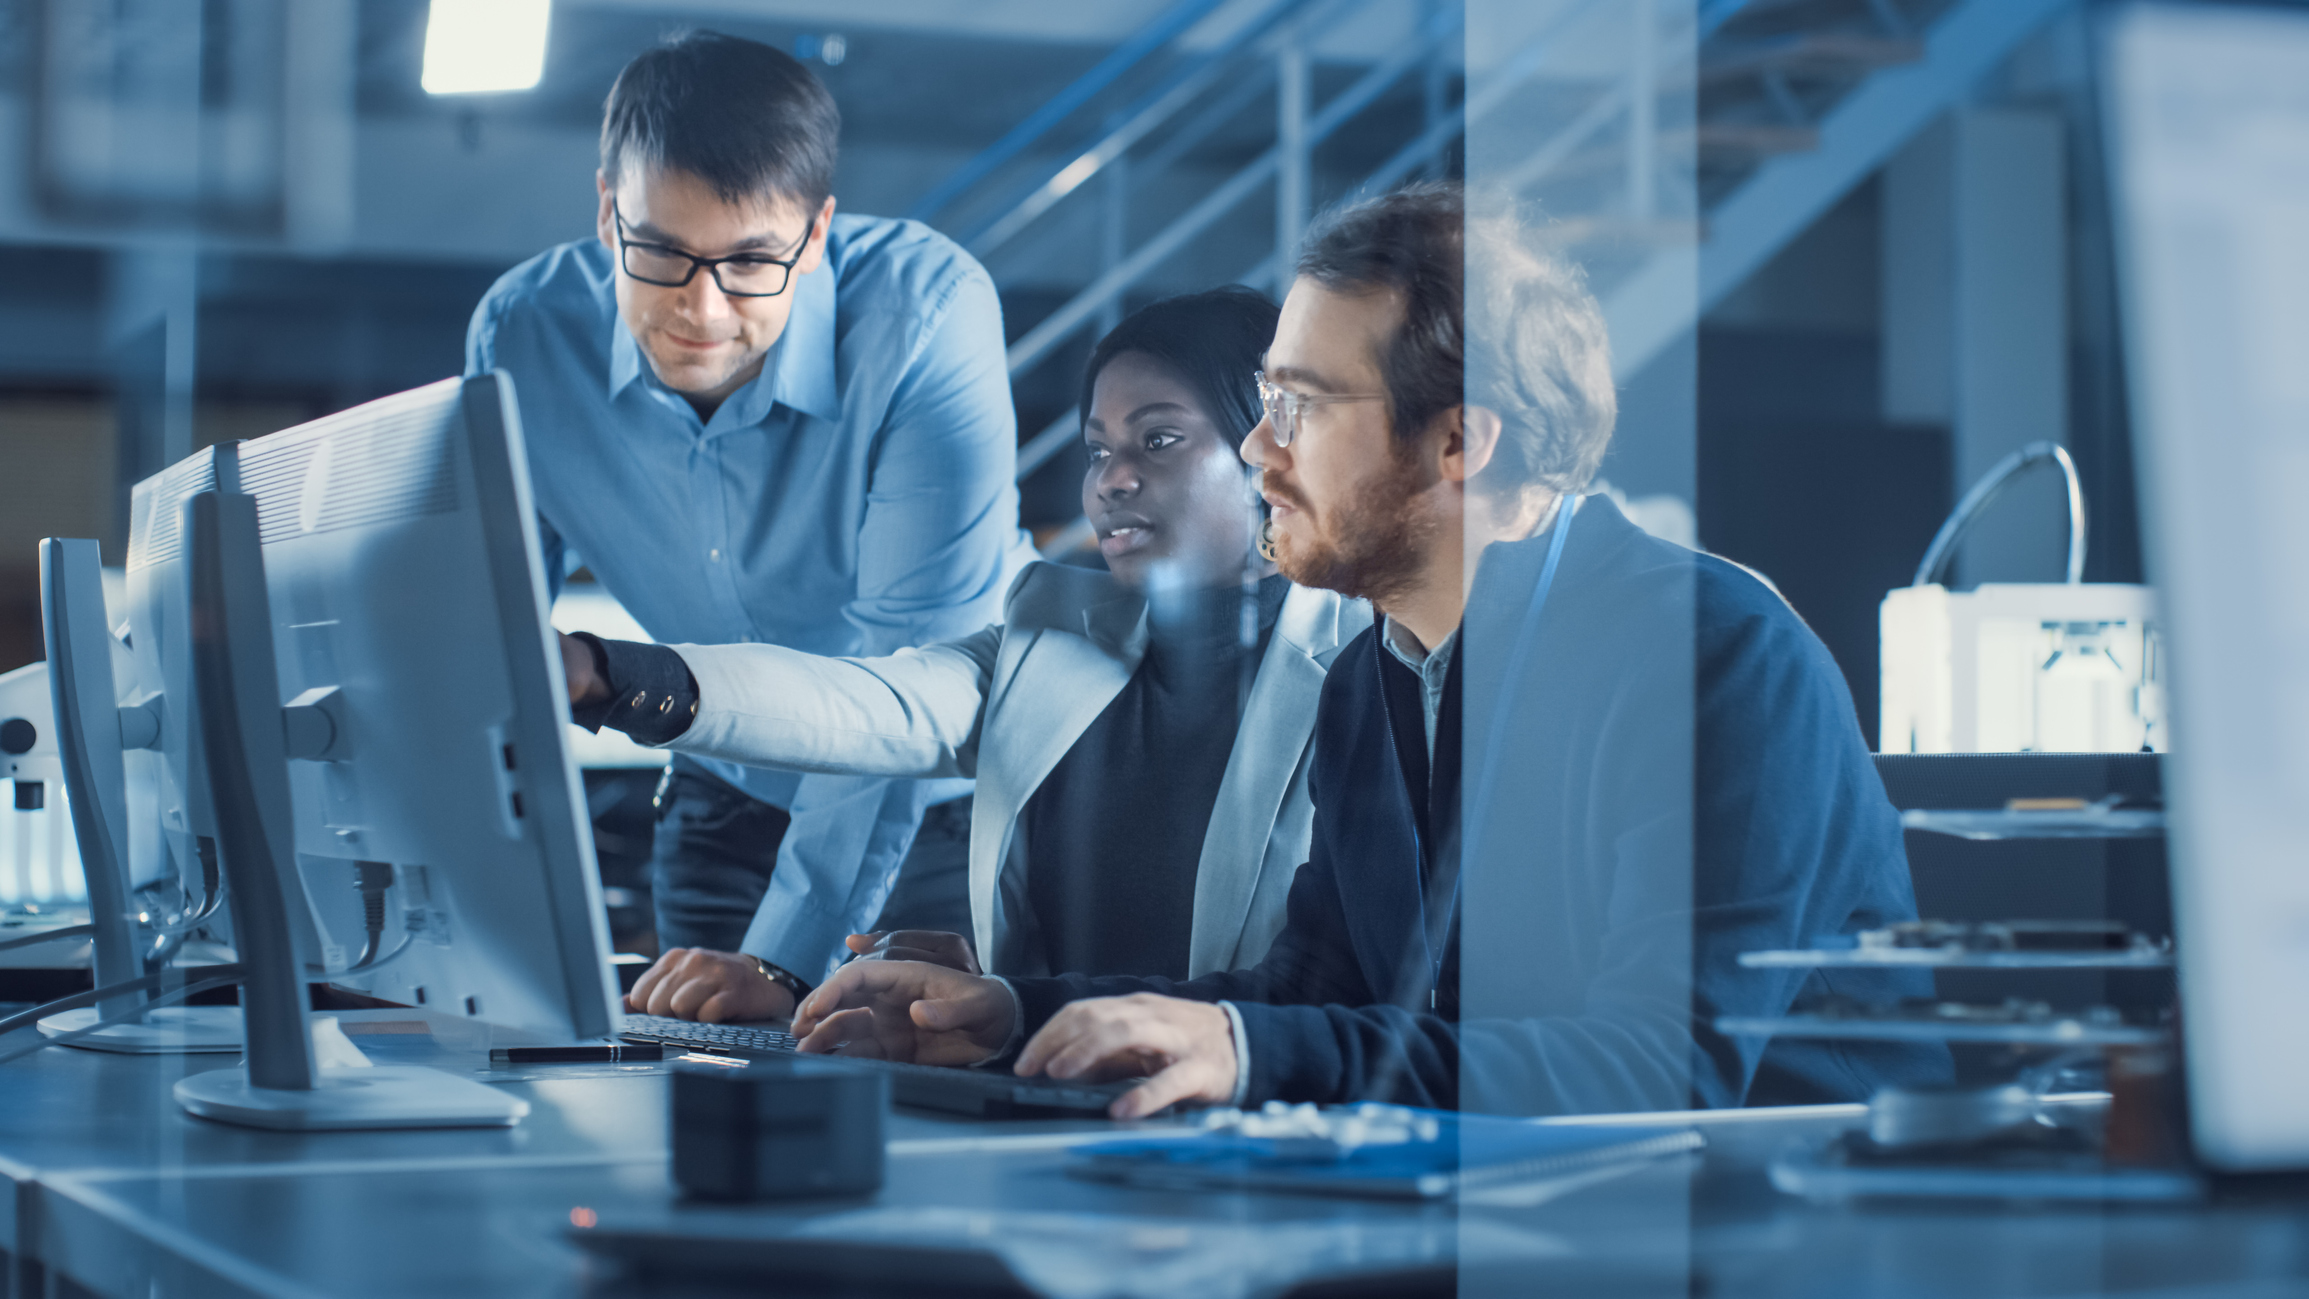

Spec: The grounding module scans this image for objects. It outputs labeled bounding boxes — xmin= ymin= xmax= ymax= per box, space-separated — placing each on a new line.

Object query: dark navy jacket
xmin=1011 ymin=497 xmax=1948 ymax=1113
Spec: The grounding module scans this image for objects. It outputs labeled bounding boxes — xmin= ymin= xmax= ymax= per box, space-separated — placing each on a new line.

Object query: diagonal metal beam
xmin=1602 ymin=0 xmax=2075 ymax=382
xmin=906 ymin=0 xmax=1236 ymax=226
xmin=1002 ymin=1 xmax=1466 ymax=381
xmin=964 ymin=0 xmax=1329 ymax=256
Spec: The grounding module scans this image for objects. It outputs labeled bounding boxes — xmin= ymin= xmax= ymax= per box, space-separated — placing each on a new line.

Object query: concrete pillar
xmin=1883 ymin=108 xmax=2070 ymax=586
xmin=285 ymin=0 xmax=359 ymax=252
xmin=106 ymin=249 xmax=199 ymax=493
xmin=1275 ymin=43 xmax=1310 ymax=271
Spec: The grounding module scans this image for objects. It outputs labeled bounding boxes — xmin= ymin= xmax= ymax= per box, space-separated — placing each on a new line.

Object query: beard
xmin=1267 ymin=450 xmax=1441 ymax=608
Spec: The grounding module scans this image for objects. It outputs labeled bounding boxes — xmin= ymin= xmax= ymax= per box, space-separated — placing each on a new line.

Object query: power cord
xmin=0 ymin=965 xmax=247 ymax=1042
xmin=352 ymin=862 xmax=395 ymax=968
xmin=0 ymin=924 xmax=96 ymax=955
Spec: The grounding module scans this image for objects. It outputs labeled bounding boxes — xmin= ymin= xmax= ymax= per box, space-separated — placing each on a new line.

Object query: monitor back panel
xmin=235 ymin=376 xmax=617 ymax=1041
xmin=126 ymin=448 xmax=228 ymax=861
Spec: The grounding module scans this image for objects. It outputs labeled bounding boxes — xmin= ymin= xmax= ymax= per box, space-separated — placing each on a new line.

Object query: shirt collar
xmin=1382 ymin=617 xmax=1458 ymax=682
xmin=607 ymin=298 xmax=646 ymax=401
xmin=602 ymin=252 xmax=842 ymax=427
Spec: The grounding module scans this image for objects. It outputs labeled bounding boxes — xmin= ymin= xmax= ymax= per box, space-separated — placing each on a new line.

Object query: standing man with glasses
xmin=467 ymin=32 xmax=1028 ymax=1021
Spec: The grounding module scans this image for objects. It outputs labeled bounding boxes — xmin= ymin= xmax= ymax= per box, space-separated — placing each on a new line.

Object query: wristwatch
xmin=746 ymin=955 xmax=813 ymax=1004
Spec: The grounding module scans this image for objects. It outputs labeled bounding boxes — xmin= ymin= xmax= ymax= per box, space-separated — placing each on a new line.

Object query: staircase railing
xmin=1602 ymin=0 xmax=2074 ymax=382
xmin=997 ymin=0 xmax=1700 ymax=481
xmin=920 ymin=0 xmax=2028 ymax=513
xmin=957 ymin=0 xmax=1338 ymax=259
xmin=905 ymin=0 xmax=1241 ymax=230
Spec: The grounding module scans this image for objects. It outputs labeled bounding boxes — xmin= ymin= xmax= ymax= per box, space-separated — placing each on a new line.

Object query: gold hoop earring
xmin=1256 ymin=517 xmax=1280 ymax=563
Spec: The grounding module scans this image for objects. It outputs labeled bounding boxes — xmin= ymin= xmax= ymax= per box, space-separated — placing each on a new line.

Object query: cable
xmin=137 ymin=890 xmax=222 ymax=943
xmin=137 ymin=854 xmax=230 ymax=939
xmin=302 ymin=909 xmax=422 ymax=980
xmin=1912 ymin=441 xmax=2088 ymax=588
xmin=143 ymin=884 xmax=226 ymax=938
xmin=337 ymin=929 xmax=419 ymax=978
xmin=351 ymin=862 xmax=395 ymax=968
xmin=0 ymin=965 xmax=246 ymax=1041
xmin=0 ymin=972 xmax=245 ymax=1068
xmin=0 ymin=924 xmax=96 ymax=955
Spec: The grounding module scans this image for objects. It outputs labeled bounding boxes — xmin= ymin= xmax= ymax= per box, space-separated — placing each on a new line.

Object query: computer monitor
xmin=169 ymin=373 xmax=619 ymax=1130
xmin=2105 ymin=2 xmax=2309 ymax=1171
xmin=40 ymin=535 xmax=242 ymax=1051
xmin=123 ymin=444 xmax=236 ymax=888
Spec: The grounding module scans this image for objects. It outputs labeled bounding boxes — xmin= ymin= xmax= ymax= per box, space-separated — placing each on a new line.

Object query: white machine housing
xmin=3 ymin=571 xmax=164 ymax=909
xmin=1 ymin=661 xmax=83 ymax=907
xmin=1880 ymin=581 xmax=2162 ymax=755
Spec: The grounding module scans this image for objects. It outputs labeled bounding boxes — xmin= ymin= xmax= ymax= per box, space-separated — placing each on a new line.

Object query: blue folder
xmin=1069 ymin=1111 xmax=1704 ymax=1201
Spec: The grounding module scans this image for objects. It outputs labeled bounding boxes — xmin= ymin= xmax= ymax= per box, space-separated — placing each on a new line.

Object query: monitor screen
xmin=2106 ymin=2 xmax=2309 ymax=1170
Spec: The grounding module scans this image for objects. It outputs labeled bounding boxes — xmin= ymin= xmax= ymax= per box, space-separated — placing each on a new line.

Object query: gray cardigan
xmin=664 ymin=562 xmax=1370 ymax=977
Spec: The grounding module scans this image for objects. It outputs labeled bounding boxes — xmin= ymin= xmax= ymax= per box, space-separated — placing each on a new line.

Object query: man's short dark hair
xmin=1079 ymin=287 xmax=1282 ymax=452
xmin=1294 ymin=182 xmax=1616 ymax=495
xmin=601 ymin=32 xmax=841 ymax=212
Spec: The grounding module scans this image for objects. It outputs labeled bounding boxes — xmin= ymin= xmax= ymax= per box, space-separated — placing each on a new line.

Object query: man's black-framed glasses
xmin=612 ymin=201 xmax=806 ymax=298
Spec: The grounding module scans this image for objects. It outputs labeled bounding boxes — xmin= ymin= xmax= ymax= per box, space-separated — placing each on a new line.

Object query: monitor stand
xmin=170 ymin=489 xmax=525 ymax=1131
xmin=174 ymin=1064 xmax=526 ymax=1131
xmin=39 ymin=536 xmax=247 ymax=1056
xmin=38 ymin=1006 xmax=243 ymax=1054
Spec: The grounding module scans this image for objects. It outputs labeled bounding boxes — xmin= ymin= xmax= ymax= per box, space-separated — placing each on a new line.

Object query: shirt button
xmin=709 ymin=548 xmax=722 ymax=562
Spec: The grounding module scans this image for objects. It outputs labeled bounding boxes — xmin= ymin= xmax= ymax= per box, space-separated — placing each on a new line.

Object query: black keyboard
xmin=620 ymin=1016 xmax=800 ymax=1054
xmin=618 ymin=1013 xmax=1133 ymax=1119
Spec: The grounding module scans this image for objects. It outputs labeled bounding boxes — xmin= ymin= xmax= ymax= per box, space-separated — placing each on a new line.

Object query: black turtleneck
xmin=1021 ymin=574 xmax=1291 ymax=980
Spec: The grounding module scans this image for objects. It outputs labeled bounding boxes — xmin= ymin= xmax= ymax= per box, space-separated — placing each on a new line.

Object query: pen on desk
xmin=490 ymin=1044 xmax=666 ymax=1065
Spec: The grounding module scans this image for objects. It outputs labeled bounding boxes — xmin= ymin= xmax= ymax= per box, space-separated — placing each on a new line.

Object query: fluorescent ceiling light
xmin=422 ymin=0 xmax=552 ymax=96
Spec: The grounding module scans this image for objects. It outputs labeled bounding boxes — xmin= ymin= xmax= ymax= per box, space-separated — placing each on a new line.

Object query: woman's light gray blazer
xmin=660 ymin=561 xmax=1370 ymax=979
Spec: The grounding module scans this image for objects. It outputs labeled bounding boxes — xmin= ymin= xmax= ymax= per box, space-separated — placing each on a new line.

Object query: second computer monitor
xmin=229 ymin=373 xmax=618 ymax=1041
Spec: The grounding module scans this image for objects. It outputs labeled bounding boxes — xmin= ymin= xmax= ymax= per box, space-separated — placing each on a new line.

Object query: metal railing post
xmin=1276 ymin=40 xmax=1311 ymax=272
xmin=1099 ymin=153 xmax=1131 ymax=335
xmin=1421 ymin=0 xmax=1451 ymax=179
xmin=1631 ymin=0 xmax=1658 ymax=222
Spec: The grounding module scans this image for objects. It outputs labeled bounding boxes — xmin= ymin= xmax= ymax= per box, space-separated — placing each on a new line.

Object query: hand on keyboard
xmin=792 ymin=960 xmax=1015 ymax=1067
xmin=625 ymin=947 xmax=795 ymax=1023
xmin=1017 ymin=993 xmax=1239 ymax=1121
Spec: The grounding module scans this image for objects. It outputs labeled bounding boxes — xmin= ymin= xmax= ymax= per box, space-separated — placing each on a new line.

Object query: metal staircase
xmin=910 ymin=0 xmax=2077 ymax=527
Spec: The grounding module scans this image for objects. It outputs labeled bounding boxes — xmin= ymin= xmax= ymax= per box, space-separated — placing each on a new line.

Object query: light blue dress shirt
xmin=466 ymin=215 xmax=1029 ymax=981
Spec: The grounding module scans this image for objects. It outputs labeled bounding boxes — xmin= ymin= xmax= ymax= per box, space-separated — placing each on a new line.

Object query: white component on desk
xmin=1880 ymin=581 xmax=2163 ymax=754
xmin=1739 ymin=947 xmax=2173 ymax=971
xmin=1899 ymin=803 xmax=2165 ymax=840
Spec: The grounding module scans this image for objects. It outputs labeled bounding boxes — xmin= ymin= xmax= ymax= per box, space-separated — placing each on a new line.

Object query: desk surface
xmin=2 ymin=1016 xmax=2306 ymax=1299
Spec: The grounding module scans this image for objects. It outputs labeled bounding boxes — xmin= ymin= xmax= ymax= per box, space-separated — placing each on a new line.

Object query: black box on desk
xmin=671 ymin=1059 xmax=887 ymax=1201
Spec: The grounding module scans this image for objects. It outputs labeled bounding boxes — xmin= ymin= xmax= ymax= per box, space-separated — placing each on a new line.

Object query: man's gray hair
xmin=1465 ymin=202 xmax=1616 ymax=494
